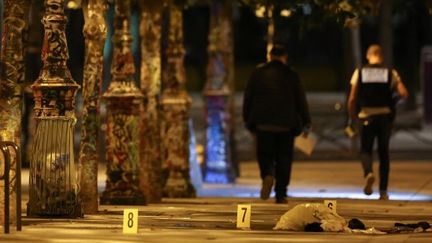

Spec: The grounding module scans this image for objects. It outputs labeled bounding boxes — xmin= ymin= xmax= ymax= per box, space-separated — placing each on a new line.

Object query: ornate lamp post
xmin=160 ymin=2 xmax=195 ymax=198
xmin=79 ymin=0 xmax=107 ymax=214
xmin=202 ymin=0 xmax=236 ymax=183
xmin=100 ymin=0 xmax=145 ymax=205
xmin=138 ymin=0 xmax=163 ymax=203
xmin=0 ymin=0 xmax=29 ymax=224
xmin=27 ymin=0 xmax=81 ymax=217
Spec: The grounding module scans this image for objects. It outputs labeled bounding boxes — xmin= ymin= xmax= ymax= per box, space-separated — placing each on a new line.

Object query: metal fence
xmin=0 ymin=140 xmax=21 ymax=233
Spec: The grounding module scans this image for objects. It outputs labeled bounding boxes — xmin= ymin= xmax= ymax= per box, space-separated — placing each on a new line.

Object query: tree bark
xmin=0 ymin=0 xmax=29 ymax=225
xmin=379 ymin=0 xmax=393 ymax=67
xmin=343 ymin=22 xmax=362 ymax=154
xmin=160 ymin=2 xmax=195 ymax=198
xmin=79 ymin=0 xmax=107 ymax=214
xmin=138 ymin=0 xmax=163 ymax=203
xmin=266 ymin=4 xmax=274 ymax=61
xmin=404 ymin=6 xmax=419 ymax=110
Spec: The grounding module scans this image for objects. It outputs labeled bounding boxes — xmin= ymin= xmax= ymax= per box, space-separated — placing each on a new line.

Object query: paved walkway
xmin=198 ymin=161 xmax=432 ymax=201
xmin=3 ymin=160 xmax=432 ymax=242
xmin=189 ymin=92 xmax=432 ymax=161
xmin=4 ymin=91 xmax=432 ymax=242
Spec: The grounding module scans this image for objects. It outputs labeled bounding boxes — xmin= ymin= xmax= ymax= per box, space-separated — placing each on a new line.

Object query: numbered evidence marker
xmin=236 ymin=204 xmax=251 ymax=229
xmin=324 ymin=200 xmax=337 ymax=213
xmin=123 ymin=209 xmax=139 ymax=234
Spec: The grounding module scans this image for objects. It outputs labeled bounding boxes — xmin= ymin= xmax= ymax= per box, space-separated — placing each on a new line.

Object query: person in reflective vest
xmin=347 ymin=44 xmax=409 ymax=200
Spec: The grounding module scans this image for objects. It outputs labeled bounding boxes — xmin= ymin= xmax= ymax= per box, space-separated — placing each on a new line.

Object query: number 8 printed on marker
xmin=123 ymin=209 xmax=138 ymax=234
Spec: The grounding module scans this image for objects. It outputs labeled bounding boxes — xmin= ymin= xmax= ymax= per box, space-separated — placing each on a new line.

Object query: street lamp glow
xmin=66 ymin=0 xmax=81 ymax=9
xmin=255 ymin=5 xmax=266 ymax=18
xmin=280 ymin=9 xmax=292 ymax=17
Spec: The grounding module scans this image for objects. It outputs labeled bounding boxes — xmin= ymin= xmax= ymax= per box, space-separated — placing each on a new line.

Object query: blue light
xmin=203 ymin=96 xmax=235 ymax=184
xmin=189 ymin=119 xmax=203 ymax=192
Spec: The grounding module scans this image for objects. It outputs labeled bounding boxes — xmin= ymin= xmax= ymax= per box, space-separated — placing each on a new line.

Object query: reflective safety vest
xmin=358 ymin=65 xmax=392 ymax=108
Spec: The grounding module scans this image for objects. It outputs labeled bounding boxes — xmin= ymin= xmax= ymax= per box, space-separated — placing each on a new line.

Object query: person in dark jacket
xmin=347 ymin=44 xmax=409 ymax=200
xmin=242 ymin=44 xmax=311 ymax=204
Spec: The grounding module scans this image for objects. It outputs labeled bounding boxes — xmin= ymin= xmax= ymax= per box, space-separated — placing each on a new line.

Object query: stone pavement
xmin=2 ymin=160 xmax=432 ymax=242
xmin=3 ymin=92 xmax=431 ymax=242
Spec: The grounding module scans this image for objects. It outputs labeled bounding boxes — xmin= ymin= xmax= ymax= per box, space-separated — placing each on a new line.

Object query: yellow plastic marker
xmin=324 ymin=200 xmax=337 ymax=213
xmin=236 ymin=204 xmax=251 ymax=229
xmin=123 ymin=209 xmax=138 ymax=234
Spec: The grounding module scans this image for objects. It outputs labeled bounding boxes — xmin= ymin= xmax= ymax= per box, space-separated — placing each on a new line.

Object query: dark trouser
xmin=256 ymin=130 xmax=294 ymax=199
xmin=360 ymin=114 xmax=392 ymax=192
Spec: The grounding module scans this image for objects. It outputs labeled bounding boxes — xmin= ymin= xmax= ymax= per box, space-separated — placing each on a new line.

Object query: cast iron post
xmin=100 ymin=0 xmax=145 ymax=205
xmin=27 ymin=0 xmax=82 ymax=217
xmin=202 ymin=0 xmax=236 ymax=183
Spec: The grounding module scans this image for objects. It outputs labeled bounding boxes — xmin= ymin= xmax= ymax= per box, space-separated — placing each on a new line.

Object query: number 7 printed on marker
xmin=236 ymin=204 xmax=251 ymax=229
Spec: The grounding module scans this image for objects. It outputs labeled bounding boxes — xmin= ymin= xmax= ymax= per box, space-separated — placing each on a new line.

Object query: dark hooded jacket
xmin=242 ymin=60 xmax=311 ymax=135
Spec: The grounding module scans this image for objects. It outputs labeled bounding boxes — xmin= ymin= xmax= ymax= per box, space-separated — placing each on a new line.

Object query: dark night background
xmin=52 ymin=2 xmax=431 ymax=98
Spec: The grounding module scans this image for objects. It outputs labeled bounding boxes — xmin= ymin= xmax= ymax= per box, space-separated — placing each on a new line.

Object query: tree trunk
xmin=138 ymin=0 xmax=163 ymax=203
xmin=351 ymin=26 xmax=362 ymax=68
xmin=404 ymin=8 xmax=419 ymax=110
xmin=160 ymin=2 xmax=195 ymax=198
xmin=22 ymin=0 xmax=44 ymax=168
xmin=79 ymin=0 xmax=107 ymax=214
xmin=266 ymin=4 xmax=274 ymax=61
xmin=379 ymin=0 xmax=393 ymax=67
xmin=343 ymin=22 xmax=361 ymax=154
xmin=0 ymin=0 xmax=29 ymax=226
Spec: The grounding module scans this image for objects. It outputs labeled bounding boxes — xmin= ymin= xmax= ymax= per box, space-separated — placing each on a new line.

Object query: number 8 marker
xmin=123 ymin=209 xmax=138 ymax=234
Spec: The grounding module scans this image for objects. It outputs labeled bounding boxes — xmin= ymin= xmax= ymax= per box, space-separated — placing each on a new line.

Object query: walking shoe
xmin=260 ymin=175 xmax=274 ymax=200
xmin=275 ymin=197 xmax=288 ymax=204
xmin=379 ymin=191 xmax=389 ymax=200
xmin=363 ymin=172 xmax=375 ymax=196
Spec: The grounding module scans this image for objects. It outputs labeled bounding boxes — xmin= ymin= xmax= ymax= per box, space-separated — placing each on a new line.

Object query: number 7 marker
xmin=236 ymin=204 xmax=251 ymax=229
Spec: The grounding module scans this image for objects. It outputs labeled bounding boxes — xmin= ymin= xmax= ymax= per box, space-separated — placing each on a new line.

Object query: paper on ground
xmin=294 ymin=132 xmax=317 ymax=156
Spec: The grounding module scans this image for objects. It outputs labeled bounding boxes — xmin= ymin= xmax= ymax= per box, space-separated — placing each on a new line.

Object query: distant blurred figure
xmin=347 ymin=44 xmax=409 ymax=200
xmin=242 ymin=44 xmax=311 ymax=204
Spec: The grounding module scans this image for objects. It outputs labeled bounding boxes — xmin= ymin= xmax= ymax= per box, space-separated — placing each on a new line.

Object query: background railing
xmin=0 ymin=140 xmax=21 ymax=234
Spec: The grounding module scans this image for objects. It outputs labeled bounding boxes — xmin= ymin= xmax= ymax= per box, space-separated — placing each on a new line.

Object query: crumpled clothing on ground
xmin=273 ymin=203 xmax=348 ymax=232
xmin=273 ymin=203 xmax=389 ymax=234
xmin=389 ymin=222 xmax=432 ymax=233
